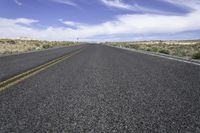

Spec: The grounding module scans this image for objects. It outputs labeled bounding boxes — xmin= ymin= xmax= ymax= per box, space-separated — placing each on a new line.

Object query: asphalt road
xmin=0 ymin=44 xmax=200 ymax=133
xmin=0 ymin=45 xmax=85 ymax=81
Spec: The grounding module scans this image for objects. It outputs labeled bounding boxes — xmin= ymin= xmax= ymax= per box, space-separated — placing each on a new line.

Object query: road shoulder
xmin=106 ymin=45 xmax=200 ymax=66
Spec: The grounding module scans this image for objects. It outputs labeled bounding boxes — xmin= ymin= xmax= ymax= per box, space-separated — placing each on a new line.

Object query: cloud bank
xmin=100 ymin=0 xmax=133 ymax=10
xmin=51 ymin=0 xmax=77 ymax=6
xmin=14 ymin=0 xmax=22 ymax=6
xmin=1 ymin=0 xmax=200 ymax=41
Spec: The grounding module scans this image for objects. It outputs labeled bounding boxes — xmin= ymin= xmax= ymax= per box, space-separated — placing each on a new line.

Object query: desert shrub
xmin=34 ymin=43 xmax=41 ymax=47
xmin=144 ymin=47 xmax=158 ymax=52
xmin=129 ymin=44 xmax=140 ymax=49
xmin=2 ymin=51 xmax=11 ymax=54
xmin=173 ymin=49 xmax=187 ymax=57
xmin=146 ymin=48 xmax=151 ymax=51
xmin=27 ymin=47 xmax=34 ymax=51
xmin=192 ymin=51 xmax=200 ymax=59
xmin=0 ymin=40 xmax=5 ymax=43
xmin=151 ymin=47 xmax=158 ymax=52
xmin=6 ymin=40 xmax=16 ymax=44
xmin=159 ymin=49 xmax=170 ymax=54
xmin=42 ymin=44 xmax=52 ymax=49
xmin=178 ymin=51 xmax=187 ymax=57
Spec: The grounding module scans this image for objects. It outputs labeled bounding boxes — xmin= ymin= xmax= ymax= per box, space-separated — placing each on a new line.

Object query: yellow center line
xmin=0 ymin=47 xmax=87 ymax=92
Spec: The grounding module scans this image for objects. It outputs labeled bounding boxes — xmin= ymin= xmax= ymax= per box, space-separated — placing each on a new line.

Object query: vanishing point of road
xmin=0 ymin=44 xmax=200 ymax=133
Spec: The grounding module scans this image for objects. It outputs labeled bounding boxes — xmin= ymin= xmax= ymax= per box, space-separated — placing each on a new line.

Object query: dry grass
xmin=0 ymin=39 xmax=77 ymax=54
xmin=108 ymin=40 xmax=200 ymax=59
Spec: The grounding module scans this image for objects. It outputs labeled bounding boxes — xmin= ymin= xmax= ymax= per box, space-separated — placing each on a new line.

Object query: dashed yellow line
xmin=0 ymin=47 xmax=86 ymax=92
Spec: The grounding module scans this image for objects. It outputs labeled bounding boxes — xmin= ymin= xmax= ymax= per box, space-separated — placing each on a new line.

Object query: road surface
xmin=0 ymin=44 xmax=200 ymax=132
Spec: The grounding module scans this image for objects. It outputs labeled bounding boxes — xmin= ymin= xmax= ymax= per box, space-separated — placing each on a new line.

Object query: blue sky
xmin=0 ymin=0 xmax=200 ymax=41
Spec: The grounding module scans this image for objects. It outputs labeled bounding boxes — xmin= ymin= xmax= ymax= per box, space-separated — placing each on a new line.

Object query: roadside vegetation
xmin=108 ymin=40 xmax=200 ymax=60
xmin=0 ymin=39 xmax=78 ymax=54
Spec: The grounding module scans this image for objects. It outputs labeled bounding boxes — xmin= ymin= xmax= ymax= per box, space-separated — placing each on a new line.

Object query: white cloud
xmin=63 ymin=21 xmax=77 ymax=26
xmin=0 ymin=0 xmax=200 ymax=41
xmin=100 ymin=0 xmax=133 ymax=10
xmin=163 ymin=0 xmax=200 ymax=9
xmin=15 ymin=18 xmax=39 ymax=25
xmin=51 ymin=0 xmax=77 ymax=6
xmin=14 ymin=0 xmax=22 ymax=6
xmin=59 ymin=19 xmax=87 ymax=28
xmin=99 ymin=0 xmax=176 ymax=14
xmin=0 ymin=18 xmax=38 ymax=27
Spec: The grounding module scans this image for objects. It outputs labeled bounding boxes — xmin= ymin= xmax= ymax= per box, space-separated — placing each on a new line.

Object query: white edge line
xmin=107 ymin=45 xmax=200 ymax=66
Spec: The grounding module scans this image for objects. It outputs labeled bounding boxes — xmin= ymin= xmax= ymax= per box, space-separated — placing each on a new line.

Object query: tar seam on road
xmin=0 ymin=47 xmax=87 ymax=92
